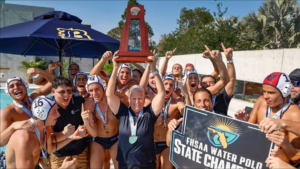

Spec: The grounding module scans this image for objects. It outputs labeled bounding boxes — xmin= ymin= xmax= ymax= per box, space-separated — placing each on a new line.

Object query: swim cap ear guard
xmin=73 ymin=72 xmax=88 ymax=87
xmin=5 ymin=77 xmax=29 ymax=96
xmin=263 ymin=72 xmax=292 ymax=98
xmin=182 ymin=70 xmax=201 ymax=85
xmin=117 ymin=64 xmax=133 ymax=79
xmin=86 ymin=75 xmax=107 ymax=92
xmin=162 ymin=74 xmax=176 ymax=91
xmin=32 ymin=96 xmax=56 ymax=121
xmin=66 ymin=63 xmax=81 ymax=78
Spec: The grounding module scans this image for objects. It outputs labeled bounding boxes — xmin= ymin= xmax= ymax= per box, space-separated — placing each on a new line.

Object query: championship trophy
xmin=115 ymin=5 xmax=152 ymax=62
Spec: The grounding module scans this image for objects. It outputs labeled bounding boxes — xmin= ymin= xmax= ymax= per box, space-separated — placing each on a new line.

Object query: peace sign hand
xmin=165 ymin=48 xmax=177 ymax=59
xmin=221 ymin=43 xmax=233 ymax=60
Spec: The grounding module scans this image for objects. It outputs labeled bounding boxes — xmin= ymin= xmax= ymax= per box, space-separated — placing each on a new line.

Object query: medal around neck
xmin=129 ymin=136 xmax=138 ymax=144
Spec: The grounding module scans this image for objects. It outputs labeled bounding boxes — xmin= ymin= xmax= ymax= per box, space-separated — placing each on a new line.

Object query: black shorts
xmin=119 ymin=162 xmax=155 ymax=169
xmin=92 ymin=134 xmax=118 ymax=149
xmin=154 ymin=141 xmax=168 ymax=154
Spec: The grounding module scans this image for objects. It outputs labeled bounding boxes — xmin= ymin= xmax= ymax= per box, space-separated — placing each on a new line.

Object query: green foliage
xmin=242 ymin=0 xmax=300 ymax=49
xmin=107 ymin=27 xmax=122 ymax=40
xmin=18 ymin=58 xmax=48 ymax=72
xmin=62 ymin=58 xmax=79 ymax=77
xmin=102 ymin=61 xmax=114 ymax=74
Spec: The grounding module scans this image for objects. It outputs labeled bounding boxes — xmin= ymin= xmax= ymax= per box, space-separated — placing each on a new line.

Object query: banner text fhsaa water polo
xmin=173 ymin=137 xmax=263 ymax=169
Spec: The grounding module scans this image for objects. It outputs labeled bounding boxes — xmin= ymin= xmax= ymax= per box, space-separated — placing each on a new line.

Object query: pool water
xmin=0 ymin=89 xmax=52 ymax=110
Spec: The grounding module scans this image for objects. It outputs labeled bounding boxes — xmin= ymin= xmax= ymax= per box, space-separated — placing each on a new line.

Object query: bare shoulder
xmin=0 ymin=103 xmax=16 ymax=120
xmin=283 ymin=104 xmax=300 ymax=122
xmin=10 ymin=130 xmax=37 ymax=150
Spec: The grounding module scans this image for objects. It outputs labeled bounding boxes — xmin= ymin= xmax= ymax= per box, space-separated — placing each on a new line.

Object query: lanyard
xmin=264 ymin=101 xmax=291 ymax=119
xmin=95 ymin=102 xmax=108 ymax=125
xmin=29 ymin=119 xmax=47 ymax=159
xmin=162 ymin=97 xmax=172 ymax=124
xmin=116 ymin=82 xmax=129 ymax=91
xmin=128 ymin=108 xmax=143 ymax=137
xmin=13 ymin=98 xmax=33 ymax=117
xmin=147 ymin=85 xmax=157 ymax=96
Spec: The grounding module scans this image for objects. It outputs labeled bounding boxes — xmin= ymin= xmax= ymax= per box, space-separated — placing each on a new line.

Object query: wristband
xmin=151 ymin=69 xmax=159 ymax=76
xmin=227 ymin=59 xmax=233 ymax=64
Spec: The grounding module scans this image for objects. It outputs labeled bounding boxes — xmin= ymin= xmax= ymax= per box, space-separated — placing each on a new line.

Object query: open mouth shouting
xmin=120 ymin=77 xmax=128 ymax=84
xmin=13 ymin=90 xmax=23 ymax=97
xmin=190 ymin=83 xmax=197 ymax=90
xmin=78 ymin=85 xmax=85 ymax=90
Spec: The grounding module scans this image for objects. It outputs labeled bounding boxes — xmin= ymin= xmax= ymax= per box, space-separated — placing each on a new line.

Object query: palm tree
xmin=242 ymin=0 xmax=300 ymax=49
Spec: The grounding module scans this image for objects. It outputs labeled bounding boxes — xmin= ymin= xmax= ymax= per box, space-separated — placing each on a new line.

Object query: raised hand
xmin=81 ymin=104 xmax=90 ymax=123
xmin=221 ymin=43 xmax=233 ymax=60
xmin=48 ymin=61 xmax=62 ymax=72
xmin=234 ymin=109 xmax=249 ymax=121
xmin=27 ymin=68 xmax=41 ymax=76
xmin=102 ymin=51 xmax=113 ymax=61
xmin=204 ymin=45 xmax=222 ymax=61
xmin=112 ymin=50 xmax=121 ymax=68
xmin=150 ymin=49 xmax=157 ymax=57
xmin=60 ymin=156 xmax=77 ymax=169
xmin=147 ymin=55 xmax=158 ymax=71
xmin=13 ymin=120 xmax=36 ymax=132
xmin=165 ymin=48 xmax=177 ymax=59
xmin=62 ymin=124 xmax=75 ymax=138
xmin=168 ymin=118 xmax=183 ymax=131
xmin=203 ymin=45 xmax=211 ymax=59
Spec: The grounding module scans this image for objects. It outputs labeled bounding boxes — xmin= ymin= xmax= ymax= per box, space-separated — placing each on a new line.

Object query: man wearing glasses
xmin=50 ymin=76 xmax=89 ymax=169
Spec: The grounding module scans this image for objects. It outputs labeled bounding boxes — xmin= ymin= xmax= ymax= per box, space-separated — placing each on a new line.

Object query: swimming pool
xmin=0 ymin=89 xmax=52 ymax=110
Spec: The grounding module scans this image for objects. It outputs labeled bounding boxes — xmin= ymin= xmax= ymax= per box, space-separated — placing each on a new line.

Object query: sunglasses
xmin=57 ymin=89 xmax=72 ymax=95
xmin=292 ymin=81 xmax=300 ymax=87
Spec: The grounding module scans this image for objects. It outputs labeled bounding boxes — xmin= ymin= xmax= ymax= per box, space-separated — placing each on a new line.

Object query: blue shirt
xmin=115 ymin=101 xmax=158 ymax=165
xmin=213 ymin=90 xmax=232 ymax=116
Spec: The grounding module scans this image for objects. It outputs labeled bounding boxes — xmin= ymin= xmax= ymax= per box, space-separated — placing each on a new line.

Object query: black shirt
xmin=51 ymin=94 xmax=87 ymax=157
xmin=213 ymin=89 xmax=232 ymax=116
xmin=115 ymin=101 xmax=158 ymax=165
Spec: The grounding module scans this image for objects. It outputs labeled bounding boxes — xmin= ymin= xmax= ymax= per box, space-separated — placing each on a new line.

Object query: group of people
xmin=1 ymin=43 xmax=300 ymax=169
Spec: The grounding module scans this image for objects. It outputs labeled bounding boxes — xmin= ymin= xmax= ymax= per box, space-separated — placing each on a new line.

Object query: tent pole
xmin=59 ymin=40 xmax=63 ymax=76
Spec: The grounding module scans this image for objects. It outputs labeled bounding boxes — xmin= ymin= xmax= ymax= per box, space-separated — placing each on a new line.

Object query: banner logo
xmin=130 ymin=7 xmax=140 ymax=16
xmin=57 ymin=28 xmax=93 ymax=40
xmin=207 ymin=117 xmax=241 ymax=149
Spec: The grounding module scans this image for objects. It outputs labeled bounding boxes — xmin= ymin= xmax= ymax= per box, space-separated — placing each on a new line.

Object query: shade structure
xmin=0 ymin=11 xmax=120 ymax=74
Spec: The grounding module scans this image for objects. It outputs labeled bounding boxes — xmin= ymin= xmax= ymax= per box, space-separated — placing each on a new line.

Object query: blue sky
xmin=6 ymin=0 xmax=298 ymax=43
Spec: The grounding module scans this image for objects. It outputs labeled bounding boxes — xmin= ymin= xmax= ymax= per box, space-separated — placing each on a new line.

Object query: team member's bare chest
xmin=94 ymin=103 xmax=119 ymax=137
xmin=154 ymin=100 xmax=180 ymax=141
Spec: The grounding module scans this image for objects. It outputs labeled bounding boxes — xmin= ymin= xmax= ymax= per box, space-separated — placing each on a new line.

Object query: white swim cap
xmin=86 ymin=75 xmax=106 ymax=92
xmin=32 ymin=96 xmax=56 ymax=121
xmin=117 ymin=64 xmax=132 ymax=79
xmin=73 ymin=72 xmax=88 ymax=87
xmin=162 ymin=74 xmax=176 ymax=91
xmin=5 ymin=77 xmax=29 ymax=96
xmin=263 ymin=72 xmax=292 ymax=98
xmin=182 ymin=70 xmax=201 ymax=84
xmin=66 ymin=63 xmax=81 ymax=78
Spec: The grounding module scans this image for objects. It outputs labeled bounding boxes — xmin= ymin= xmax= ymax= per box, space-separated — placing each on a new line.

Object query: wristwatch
xmin=151 ymin=69 xmax=159 ymax=76
xmin=227 ymin=59 xmax=234 ymax=64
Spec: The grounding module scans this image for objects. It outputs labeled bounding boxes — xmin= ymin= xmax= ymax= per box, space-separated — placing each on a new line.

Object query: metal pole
xmin=59 ymin=40 xmax=63 ymax=76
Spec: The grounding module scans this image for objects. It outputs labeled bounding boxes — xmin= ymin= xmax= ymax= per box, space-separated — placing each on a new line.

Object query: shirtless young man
xmin=73 ymin=72 xmax=89 ymax=99
xmin=0 ymin=68 xmax=55 ymax=147
xmin=90 ymin=51 xmax=133 ymax=106
xmin=5 ymin=96 xmax=82 ymax=169
xmin=153 ymin=74 xmax=190 ymax=169
xmin=235 ymin=72 xmax=300 ymax=163
xmin=84 ymin=75 xmax=119 ymax=169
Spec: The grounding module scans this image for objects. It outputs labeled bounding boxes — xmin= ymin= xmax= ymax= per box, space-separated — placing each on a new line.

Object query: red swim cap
xmin=263 ymin=72 xmax=292 ymax=98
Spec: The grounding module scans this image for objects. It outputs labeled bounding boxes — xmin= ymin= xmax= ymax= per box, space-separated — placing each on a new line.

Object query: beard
xmin=291 ymin=93 xmax=300 ymax=104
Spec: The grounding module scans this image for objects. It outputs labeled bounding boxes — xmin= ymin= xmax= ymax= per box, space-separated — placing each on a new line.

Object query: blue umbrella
xmin=0 ymin=11 xmax=120 ymax=74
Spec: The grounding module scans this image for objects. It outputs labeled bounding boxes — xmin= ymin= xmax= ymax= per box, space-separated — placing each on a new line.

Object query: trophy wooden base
xmin=115 ymin=51 xmax=152 ymax=63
